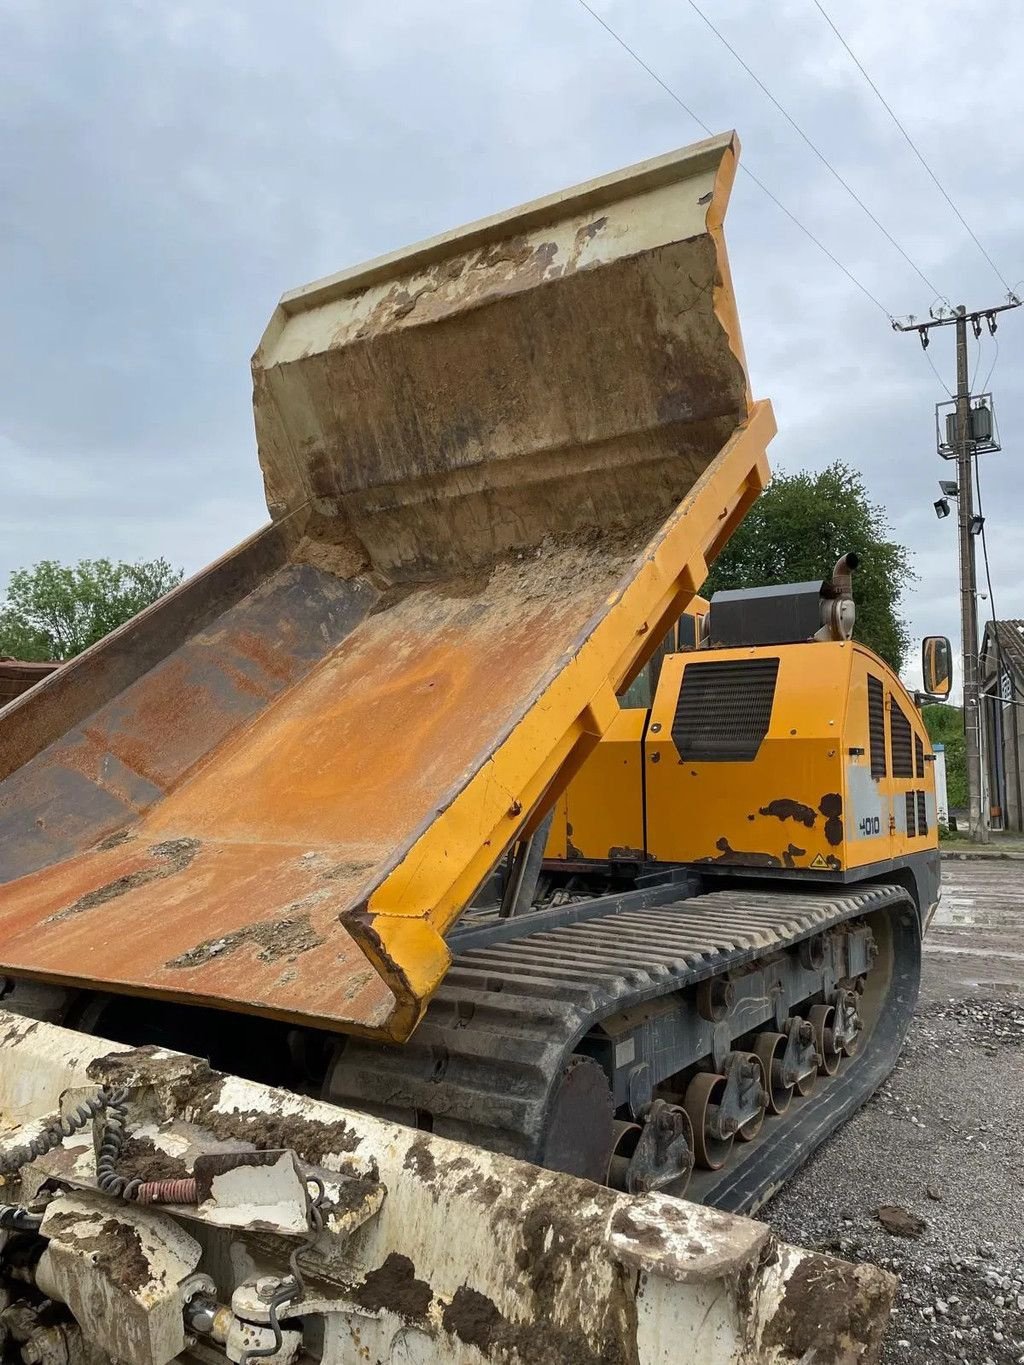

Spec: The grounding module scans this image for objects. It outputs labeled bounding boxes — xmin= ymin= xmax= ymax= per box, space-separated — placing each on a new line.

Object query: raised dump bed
xmin=0 ymin=133 xmax=773 ymax=1042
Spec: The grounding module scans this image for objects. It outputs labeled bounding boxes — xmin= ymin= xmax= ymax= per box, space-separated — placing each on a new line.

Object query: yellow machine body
xmin=549 ymin=636 xmax=938 ymax=885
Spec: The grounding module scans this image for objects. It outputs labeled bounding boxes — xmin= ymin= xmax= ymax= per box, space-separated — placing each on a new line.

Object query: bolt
xmin=187 ymin=1301 xmax=217 ymax=1335
xmin=255 ymin=1277 xmax=280 ymax=1304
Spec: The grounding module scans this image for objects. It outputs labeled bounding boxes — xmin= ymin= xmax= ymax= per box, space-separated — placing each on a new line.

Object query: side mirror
xmin=922 ymin=636 xmax=953 ymax=699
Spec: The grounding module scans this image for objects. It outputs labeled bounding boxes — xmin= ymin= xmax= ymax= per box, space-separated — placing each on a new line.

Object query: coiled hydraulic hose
xmin=0 ymin=1085 xmax=197 ymax=1204
xmin=0 ymin=1086 xmax=116 ymax=1178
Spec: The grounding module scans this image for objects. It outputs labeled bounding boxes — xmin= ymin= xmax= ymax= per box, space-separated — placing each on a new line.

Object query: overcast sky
xmin=3 ymin=0 xmax=1022 ymax=689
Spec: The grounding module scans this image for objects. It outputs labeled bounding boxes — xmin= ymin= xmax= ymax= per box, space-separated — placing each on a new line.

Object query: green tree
xmin=0 ymin=558 xmax=183 ymax=661
xmin=922 ymin=703 xmax=967 ymax=810
xmin=703 ymin=462 xmax=915 ymax=671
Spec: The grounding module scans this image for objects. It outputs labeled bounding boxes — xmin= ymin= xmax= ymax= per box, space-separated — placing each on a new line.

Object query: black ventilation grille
xmin=672 ymin=657 xmax=780 ymax=762
xmin=890 ymin=702 xmax=914 ymax=777
xmin=915 ymin=734 xmax=924 ymax=779
xmin=868 ymin=675 xmax=887 ymax=779
xmin=905 ymin=791 xmax=917 ymax=838
xmin=917 ymin=790 xmax=928 ymax=837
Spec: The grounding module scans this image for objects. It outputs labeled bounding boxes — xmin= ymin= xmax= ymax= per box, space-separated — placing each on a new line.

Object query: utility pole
xmin=952 ymin=304 xmax=986 ymax=843
xmin=894 ymin=296 xmax=1020 ymax=843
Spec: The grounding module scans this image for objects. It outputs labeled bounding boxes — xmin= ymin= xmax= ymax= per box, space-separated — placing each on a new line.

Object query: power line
xmin=972 ymin=454 xmax=1007 ymax=725
xmin=922 ymin=346 xmax=954 ymax=399
xmin=574 ymin=0 xmax=894 ymax=321
xmin=683 ymin=0 xmax=950 ymax=306
xmin=811 ymin=0 xmax=1015 ymax=296
xmin=974 ymin=456 xmax=997 ymax=620
xmin=980 ymin=335 xmax=1000 ymax=393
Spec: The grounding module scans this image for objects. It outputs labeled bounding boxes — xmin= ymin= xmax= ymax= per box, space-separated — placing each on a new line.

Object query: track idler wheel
xmin=537 ymin=1055 xmax=614 ymax=1182
xmin=809 ymin=1003 xmax=842 ymax=1076
xmin=753 ymin=1031 xmax=794 ymax=1115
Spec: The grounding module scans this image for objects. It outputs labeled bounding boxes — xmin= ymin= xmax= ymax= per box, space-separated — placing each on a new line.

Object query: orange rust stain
xmin=73 ymin=630 xmax=305 ymax=796
xmin=216 ymin=627 xmax=304 ymax=687
xmin=81 ymin=656 xmax=211 ymax=792
xmin=142 ymin=582 xmax=593 ymax=851
xmin=0 ymin=840 xmax=393 ymax=1031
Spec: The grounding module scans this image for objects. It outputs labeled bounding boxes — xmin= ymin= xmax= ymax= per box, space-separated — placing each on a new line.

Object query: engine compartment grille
xmin=868 ymin=675 xmax=887 ymax=779
xmin=890 ymin=702 xmax=914 ymax=778
xmin=672 ymin=657 xmax=780 ymax=762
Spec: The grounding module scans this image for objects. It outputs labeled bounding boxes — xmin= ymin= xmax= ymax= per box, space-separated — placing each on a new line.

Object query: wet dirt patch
xmin=48 ymin=838 xmax=200 ymax=923
xmin=115 ymin=1135 xmax=191 ymax=1184
xmin=354 ymin=1253 xmax=432 ymax=1319
xmin=45 ymin=1211 xmax=151 ymax=1293
xmin=441 ymin=1278 xmax=640 ymax=1365
xmin=403 ymin=1135 xmax=436 ymax=1184
xmin=190 ymin=1103 xmax=361 ymax=1162
xmin=165 ymin=911 xmax=325 ymax=969
xmin=321 ymin=1174 xmax=380 ymax=1220
xmin=610 ymin=1207 xmax=667 ymax=1253
xmin=442 ymin=1285 xmax=504 ymax=1352
xmin=760 ymin=1255 xmax=894 ymax=1361
xmin=95 ymin=828 xmax=134 ymax=852
xmin=85 ymin=1045 xmax=219 ymax=1115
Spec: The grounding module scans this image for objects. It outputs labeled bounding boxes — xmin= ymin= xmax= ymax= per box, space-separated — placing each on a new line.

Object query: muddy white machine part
xmin=0 ymin=1011 xmax=892 ymax=1365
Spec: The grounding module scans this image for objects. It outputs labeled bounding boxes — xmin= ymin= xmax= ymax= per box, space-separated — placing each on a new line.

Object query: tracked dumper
xmin=0 ymin=132 xmax=930 ymax=1362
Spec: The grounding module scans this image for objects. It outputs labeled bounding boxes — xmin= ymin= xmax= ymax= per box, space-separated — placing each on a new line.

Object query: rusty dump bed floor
xmin=0 ymin=542 xmax=642 ymax=1034
xmin=0 ymin=133 xmax=773 ymax=1041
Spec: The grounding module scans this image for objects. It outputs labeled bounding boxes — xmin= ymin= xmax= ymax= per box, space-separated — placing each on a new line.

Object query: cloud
xmin=2 ymin=0 xmax=1022 ymax=689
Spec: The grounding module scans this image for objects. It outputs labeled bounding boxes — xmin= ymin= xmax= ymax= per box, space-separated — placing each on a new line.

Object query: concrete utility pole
xmin=952 ymin=305 xmax=986 ymax=843
xmin=894 ymin=297 xmax=1020 ymax=843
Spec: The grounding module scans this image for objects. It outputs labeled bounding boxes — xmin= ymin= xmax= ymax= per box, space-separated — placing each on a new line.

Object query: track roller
xmin=809 ymin=1003 xmax=842 ymax=1076
xmin=753 ymin=1031 xmax=793 ymax=1115
xmin=684 ymin=1073 xmax=733 ymax=1170
xmin=607 ymin=1120 xmax=642 ymax=1192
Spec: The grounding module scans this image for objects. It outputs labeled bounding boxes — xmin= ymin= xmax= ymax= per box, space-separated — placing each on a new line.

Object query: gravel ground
xmin=762 ymin=862 xmax=1024 ymax=1365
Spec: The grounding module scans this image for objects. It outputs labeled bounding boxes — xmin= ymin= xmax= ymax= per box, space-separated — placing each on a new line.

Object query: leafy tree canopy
xmin=703 ymin=462 xmax=915 ymax=672
xmin=922 ymin=703 xmax=967 ymax=810
xmin=0 ymin=558 xmax=183 ymax=662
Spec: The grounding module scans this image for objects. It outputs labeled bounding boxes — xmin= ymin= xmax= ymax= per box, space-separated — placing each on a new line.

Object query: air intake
xmin=672 ymin=657 xmax=780 ymax=762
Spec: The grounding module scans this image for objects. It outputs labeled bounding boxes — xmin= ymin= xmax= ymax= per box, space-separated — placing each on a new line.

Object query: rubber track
xmin=327 ymin=883 xmax=920 ymax=1209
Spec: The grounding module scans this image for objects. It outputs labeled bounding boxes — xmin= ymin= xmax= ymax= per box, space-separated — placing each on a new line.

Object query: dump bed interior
xmin=0 ymin=132 xmax=773 ymax=1042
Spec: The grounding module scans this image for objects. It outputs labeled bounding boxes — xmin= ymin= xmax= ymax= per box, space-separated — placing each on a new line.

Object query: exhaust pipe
xmin=816 ymin=552 xmax=859 ymax=642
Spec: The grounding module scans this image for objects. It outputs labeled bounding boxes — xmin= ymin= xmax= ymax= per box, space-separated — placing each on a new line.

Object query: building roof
xmin=982 ymin=620 xmax=1024 ymax=684
xmin=0 ymin=659 xmax=60 ymax=707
